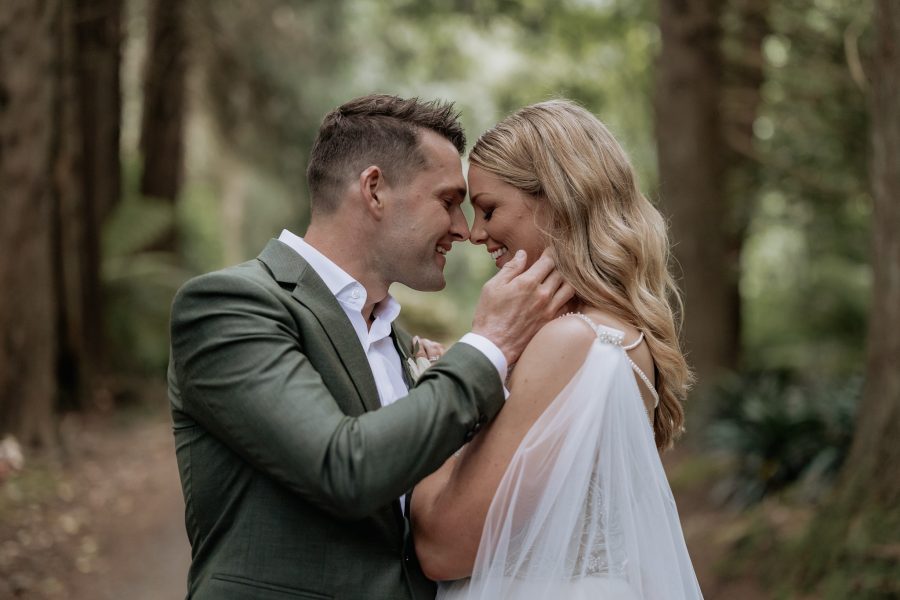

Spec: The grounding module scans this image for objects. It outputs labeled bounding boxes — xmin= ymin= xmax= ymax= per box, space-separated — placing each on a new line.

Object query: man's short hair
xmin=306 ymin=94 xmax=466 ymax=213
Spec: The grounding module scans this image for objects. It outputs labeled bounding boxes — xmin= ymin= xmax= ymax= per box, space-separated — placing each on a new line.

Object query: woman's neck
xmin=556 ymin=297 xmax=586 ymax=318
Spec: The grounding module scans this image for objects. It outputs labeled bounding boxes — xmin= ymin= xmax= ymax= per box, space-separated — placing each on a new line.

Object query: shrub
xmin=706 ymin=371 xmax=859 ymax=506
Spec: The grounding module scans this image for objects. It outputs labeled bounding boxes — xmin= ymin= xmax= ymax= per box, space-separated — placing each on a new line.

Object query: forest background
xmin=1 ymin=0 xmax=898 ymax=598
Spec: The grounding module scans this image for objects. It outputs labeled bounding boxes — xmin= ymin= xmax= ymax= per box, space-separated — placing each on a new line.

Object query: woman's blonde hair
xmin=469 ymin=100 xmax=693 ymax=450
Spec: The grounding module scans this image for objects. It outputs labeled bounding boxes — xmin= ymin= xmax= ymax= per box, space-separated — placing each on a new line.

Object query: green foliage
xmin=741 ymin=0 xmax=873 ymax=375
xmin=706 ymin=372 xmax=860 ymax=506
xmin=742 ymin=190 xmax=871 ymax=373
xmin=102 ymin=198 xmax=193 ymax=374
xmin=708 ymin=498 xmax=900 ymax=599
xmin=795 ymin=506 xmax=900 ymax=599
xmin=176 ymin=178 xmax=225 ymax=273
xmin=112 ymin=0 xmax=880 ymax=389
xmin=102 ymin=160 xmax=196 ymax=374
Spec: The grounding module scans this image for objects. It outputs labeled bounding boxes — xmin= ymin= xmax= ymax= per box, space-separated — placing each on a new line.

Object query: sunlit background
xmin=1 ymin=0 xmax=897 ymax=598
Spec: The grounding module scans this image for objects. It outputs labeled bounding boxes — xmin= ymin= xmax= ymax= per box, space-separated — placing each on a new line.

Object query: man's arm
xmin=170 ymin=271 xmax=503 ymax=521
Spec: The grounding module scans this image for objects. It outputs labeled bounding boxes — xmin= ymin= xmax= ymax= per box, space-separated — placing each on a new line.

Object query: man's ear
xmin=359 ymin=165 xmax=386 ymax=220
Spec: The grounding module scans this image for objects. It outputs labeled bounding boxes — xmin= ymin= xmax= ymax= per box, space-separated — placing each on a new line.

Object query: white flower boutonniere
xmin=407 ymin=337 xmax=435 ymax=382
xmin=407 ymin=355 xmax=433 ymax=382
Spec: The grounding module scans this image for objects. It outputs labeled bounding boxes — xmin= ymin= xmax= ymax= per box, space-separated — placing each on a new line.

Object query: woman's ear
xmin=359 ymin=165 xmax=386 ymax=219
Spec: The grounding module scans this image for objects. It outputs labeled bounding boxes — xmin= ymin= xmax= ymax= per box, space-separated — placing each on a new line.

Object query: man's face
xmin=380 ymin=130 xmax=470 ymax=291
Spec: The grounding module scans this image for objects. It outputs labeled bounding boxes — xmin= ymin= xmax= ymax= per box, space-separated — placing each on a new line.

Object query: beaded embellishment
xmin=560 ymin=312 xmax=660 ymax=418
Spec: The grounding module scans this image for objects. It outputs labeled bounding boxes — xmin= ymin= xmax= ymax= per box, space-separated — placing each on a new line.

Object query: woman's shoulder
xmin=573 ymin=309 xmax=641 ymax=340
xmin=506 ymin=315 xmax=599 ymax=399
xmin=524 ymin=315 xmax=598 ymax=362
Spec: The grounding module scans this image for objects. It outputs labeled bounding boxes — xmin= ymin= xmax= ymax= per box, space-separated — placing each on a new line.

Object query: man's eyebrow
xmin=443 ymin=185 xmax=467 ymax=202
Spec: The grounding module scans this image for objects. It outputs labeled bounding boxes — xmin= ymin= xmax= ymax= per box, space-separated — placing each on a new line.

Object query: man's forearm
xmin=171 ymin=273 xmax=504 ymax=519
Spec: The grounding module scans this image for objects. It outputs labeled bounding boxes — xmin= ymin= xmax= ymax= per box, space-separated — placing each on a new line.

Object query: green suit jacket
xmin=168 ymin=239 xmax=504 ymax=600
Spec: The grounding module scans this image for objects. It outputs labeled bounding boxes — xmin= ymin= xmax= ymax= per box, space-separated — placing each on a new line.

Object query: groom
xmin=168 ymin=94 xmax=572 ymax=600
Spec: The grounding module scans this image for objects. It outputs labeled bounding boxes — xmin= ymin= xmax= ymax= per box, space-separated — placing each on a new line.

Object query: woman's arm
xmin=411 ymin=316 xmax=597 ymax=581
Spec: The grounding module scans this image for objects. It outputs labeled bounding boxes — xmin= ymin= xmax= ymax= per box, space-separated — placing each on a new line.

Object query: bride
xmin=410 ymin=100 xmax=703 ymax=599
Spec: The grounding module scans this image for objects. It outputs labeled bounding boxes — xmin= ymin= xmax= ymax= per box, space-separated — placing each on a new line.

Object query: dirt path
xmin=68 ymin=415 xmax=190 ymax=600
xmin=1 ymin=407 xmax=770 ymax=599
xmin=0 ymin=408 xmax=190 ymax=599
xmin=665 ymin=451 xmax=770 ymax=600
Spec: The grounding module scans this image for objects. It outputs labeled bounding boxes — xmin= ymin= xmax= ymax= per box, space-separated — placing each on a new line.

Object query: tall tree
xmin=139 ymin=0 xmax=188 ymax=252
xmin=195 ymin=0 xmax=349 ymax=256
xmin=655 ymin=0 xmax=735 ymax=405
xmin=843 ymin=0 xmax=900 ymax=515
xmin=798 ymin=0 xmax=900 ymax=593
xmin=720 ymin=0 xmax=770 ymax=372
xmin=57 ymin=0 xmax=123 ymax=409
xmin=845 ymin=0 xmax=900 ymax=520
xmin=1 ymin=0 xmax=122 ymax=443
xmin=0 ymin=0 xmax=64 ymax=447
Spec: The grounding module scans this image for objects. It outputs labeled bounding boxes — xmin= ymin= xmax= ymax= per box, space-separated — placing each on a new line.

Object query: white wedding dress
xmin=437 ymin=314 xmax=703 ymax=600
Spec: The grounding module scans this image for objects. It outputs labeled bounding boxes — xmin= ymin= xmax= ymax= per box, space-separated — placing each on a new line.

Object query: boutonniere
xmin=407 ymin=338 xmax=433 ymax=382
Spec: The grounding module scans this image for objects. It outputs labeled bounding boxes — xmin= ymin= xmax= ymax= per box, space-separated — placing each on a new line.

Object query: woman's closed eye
xmin=481 ymin=207 xmax=494 ymax=221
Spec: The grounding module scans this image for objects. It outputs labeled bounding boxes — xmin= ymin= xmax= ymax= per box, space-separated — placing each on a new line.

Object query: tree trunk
xmin=139 ymin=0 xmax=188 ymax=252
xmin=72 ymin=0 xmax=122 ymax=391
xmin=655 ymin=0 xmax=735 ymax=406
xmin=1 ymin=0 xmax=122 ymax=441
xmin=52 ymin=0 xmax=118 ymax=409
xmin=796 ymin=3 xmax=900 ymax=591
xmin=846 ymin=0 xmax=900 ymax=506
xmin=53 ymin=0 xmax=122 ymax=412
xmin=722 ymin=0 xmax=770 ymax=371
xmin=0 ymin=0 xmax=62 ymax=447
xmin=75 ymin=0 xmax=121 ymax=224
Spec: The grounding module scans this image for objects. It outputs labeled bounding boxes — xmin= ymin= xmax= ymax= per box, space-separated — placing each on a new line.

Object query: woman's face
xmin=467 ymin=164 xmax=548 ymax=268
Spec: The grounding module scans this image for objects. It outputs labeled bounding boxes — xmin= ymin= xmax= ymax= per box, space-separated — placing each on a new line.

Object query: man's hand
xmin=471 ymin=248 xmax=575 ymax=365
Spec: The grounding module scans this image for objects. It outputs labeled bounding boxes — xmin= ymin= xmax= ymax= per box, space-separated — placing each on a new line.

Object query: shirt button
xmin=351 ymin=288 xmax=360 ymax=299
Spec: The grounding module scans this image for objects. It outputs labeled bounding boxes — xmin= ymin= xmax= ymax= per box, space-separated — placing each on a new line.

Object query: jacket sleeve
xmin=169 ymin=270 xmax=504 ymax=520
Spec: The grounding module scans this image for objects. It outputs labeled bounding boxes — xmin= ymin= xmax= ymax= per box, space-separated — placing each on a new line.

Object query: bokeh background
xmin=1 ymin=0 xmax=898 ymax=598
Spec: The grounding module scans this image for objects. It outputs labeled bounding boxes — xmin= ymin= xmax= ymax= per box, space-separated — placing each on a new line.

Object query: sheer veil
xmin=438 ymin=323 xmax=703 ymax=600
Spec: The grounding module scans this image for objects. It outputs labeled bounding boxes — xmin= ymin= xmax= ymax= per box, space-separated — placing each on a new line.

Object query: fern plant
xmin=707 ymin=372 xmax=859 ymax=506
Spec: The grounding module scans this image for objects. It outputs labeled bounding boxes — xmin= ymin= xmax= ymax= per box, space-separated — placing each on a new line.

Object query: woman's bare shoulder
xmin=577 ymin=308 xmax=639 ymax=338
xmin=506 ymin=315 xmax=599 ymax=411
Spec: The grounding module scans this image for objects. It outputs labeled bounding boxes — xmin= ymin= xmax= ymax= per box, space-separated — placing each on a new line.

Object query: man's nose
xmin=469 ymin=214 xmax=487 ymax=245
xmin=450 ymin=207 xmax=470 ymax=242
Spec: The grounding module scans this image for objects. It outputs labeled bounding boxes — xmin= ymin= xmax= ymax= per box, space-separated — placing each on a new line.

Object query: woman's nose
xmin=449 ymin=206 xmax=470 ymax=241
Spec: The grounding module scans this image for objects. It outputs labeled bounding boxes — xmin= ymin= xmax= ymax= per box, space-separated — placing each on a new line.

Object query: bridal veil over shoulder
xmin=438 ymin=316 xmax=703 ymax=600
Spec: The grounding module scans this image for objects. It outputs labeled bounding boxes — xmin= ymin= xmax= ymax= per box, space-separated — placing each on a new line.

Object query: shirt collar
xmin=277 ymin=229 xmax=401 ymax=325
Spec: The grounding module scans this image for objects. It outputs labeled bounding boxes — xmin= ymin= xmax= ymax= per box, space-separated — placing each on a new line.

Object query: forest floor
xmin=0 ymin=382 xmax=189 ymax=600
xmin=0 ymin=387 xmax=780 ymax=599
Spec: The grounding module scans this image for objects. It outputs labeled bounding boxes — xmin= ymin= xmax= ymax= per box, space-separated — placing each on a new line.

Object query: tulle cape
xmin=438 ymin=332 xmax=703 ymax=600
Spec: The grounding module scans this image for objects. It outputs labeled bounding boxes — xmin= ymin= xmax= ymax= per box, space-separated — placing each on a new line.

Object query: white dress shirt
xmin=277 ymin=230 xmax=508 ymax=407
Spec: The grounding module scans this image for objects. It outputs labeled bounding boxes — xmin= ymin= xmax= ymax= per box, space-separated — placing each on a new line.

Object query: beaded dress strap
xmin=563 ymin=313 xmax=660 ymax=408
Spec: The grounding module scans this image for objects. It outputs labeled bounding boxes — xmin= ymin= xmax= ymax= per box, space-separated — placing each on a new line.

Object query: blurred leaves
xmin=740 ymin=0 xmax=872 ymax=375
xmin=102 ymin=192 xmax=194 ymax=374
xmin=707 ymin=372 xmax=860 ymax=507
xmin=104 ymin=0 xmax=878 ymax=389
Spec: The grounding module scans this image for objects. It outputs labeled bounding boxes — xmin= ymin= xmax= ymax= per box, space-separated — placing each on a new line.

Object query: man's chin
xmin=401 ymin=271 xmax=446 ymax=292
xmin=415 ymin=277 xmax=446 ymax=292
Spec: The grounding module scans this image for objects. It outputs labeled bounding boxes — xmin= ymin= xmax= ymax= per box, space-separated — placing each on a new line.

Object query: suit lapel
xmin=392 ymin=325 xmax=416 ymax=389
xmin=257 ymin=239 xmax=382 ymax=413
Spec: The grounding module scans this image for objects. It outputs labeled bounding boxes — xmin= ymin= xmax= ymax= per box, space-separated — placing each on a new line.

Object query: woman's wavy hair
xmin=469 ymin=100 xmax=693 ymax=450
